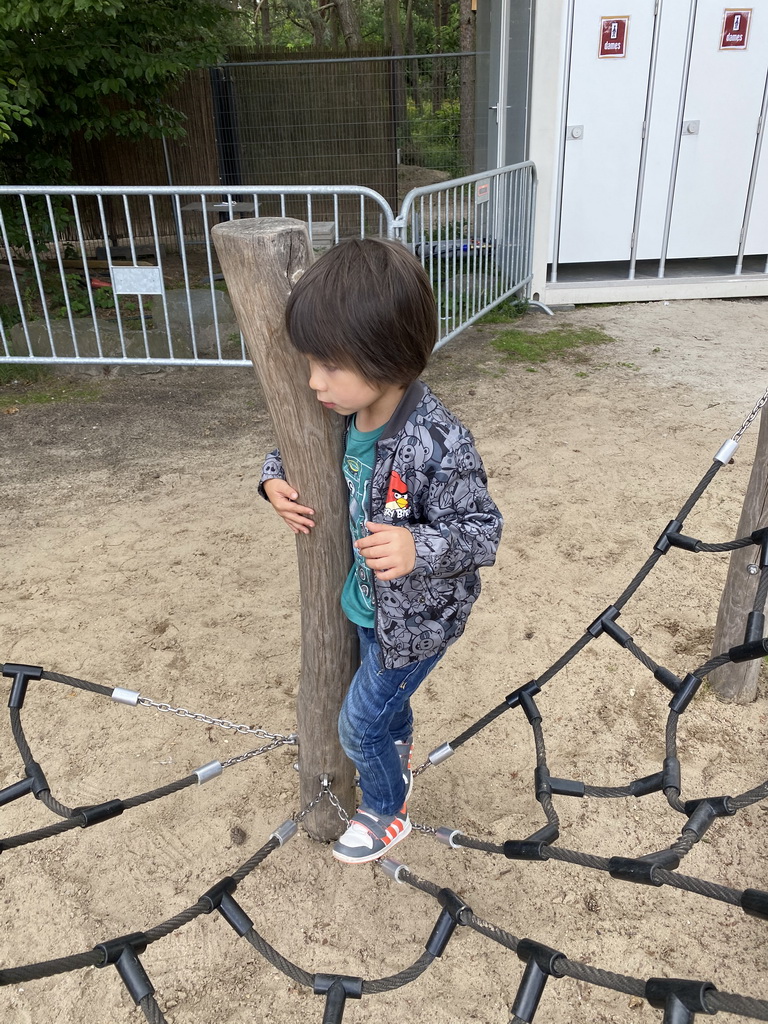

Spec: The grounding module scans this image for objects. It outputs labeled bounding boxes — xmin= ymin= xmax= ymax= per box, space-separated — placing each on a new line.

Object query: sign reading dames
xmin=598 ymin=17 xmax=629 ymax=59
xmin=720 ymin=10 xmax=752 ymax=50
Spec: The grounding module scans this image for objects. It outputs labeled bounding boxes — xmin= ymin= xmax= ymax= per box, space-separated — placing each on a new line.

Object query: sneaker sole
xmin=332 ymin=817 xmax=412 ymax=865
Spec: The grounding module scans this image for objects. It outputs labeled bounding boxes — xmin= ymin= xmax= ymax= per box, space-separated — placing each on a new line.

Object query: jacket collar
xmin=379 ymin=380 xmax=427 ymax=440
xmin=344 ymin=380 xmax=427 ymax=441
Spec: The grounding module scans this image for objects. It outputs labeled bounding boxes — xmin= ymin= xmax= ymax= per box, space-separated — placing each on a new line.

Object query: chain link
xmin=293 ymin=789 xmax=324 ymax=824
xmin=326 ymin=786 xmax=351 ymax=826
xmin=412 ymin=820 xmax=438 ymax=835
xmin=220 ymin=738 xmax=292 ymax=768
xmin=732 ymin=385 xmax=768 ymax=443
xmin=291 ymin=779 xmax=351 ymax=827
xmin=137 ymin=697 xmax=297 ymax=744
xmin=413 ymin=759 xmax=433 ymax=778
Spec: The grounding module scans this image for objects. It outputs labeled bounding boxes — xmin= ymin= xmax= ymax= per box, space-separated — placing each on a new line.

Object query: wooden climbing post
xmin=212 ymin=218 xmax=357 ymax=840
xmin=709 ymin=405 xmax=768 ymax=704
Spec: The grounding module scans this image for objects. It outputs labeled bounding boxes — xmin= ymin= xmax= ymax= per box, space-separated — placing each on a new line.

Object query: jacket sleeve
xmin=258 ymin=448 xmax=286 ymax=500
xmin=408 ymin=438 xmax=503 ymax=580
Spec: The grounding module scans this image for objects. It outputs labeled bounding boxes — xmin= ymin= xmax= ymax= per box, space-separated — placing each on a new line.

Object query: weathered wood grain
xmin=710 ymin=407 xmax=768 ymax=703
xmin=212 ymin=217 xmax=356 ymax=838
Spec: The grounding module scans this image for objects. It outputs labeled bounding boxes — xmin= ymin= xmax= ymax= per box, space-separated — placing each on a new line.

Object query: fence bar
xmin=0 ymin=174 xmax=536 ymax=365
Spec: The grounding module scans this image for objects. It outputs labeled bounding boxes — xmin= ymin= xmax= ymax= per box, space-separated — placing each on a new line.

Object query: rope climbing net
xmin=2 ymin=387 xmax=768 ymax=1024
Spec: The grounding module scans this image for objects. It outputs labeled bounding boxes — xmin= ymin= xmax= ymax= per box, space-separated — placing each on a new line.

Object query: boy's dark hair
xmin=284 ymin=237 xmax=437 ymax=386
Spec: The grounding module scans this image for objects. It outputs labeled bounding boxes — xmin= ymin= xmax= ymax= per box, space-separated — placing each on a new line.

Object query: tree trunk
xmin=432 ymin=0 xmax=446 ymax=108
xmin=334 ymin=0 xmax=362 ymax=50
xmin=709 ymin=406 xmax=768 ymax=703
xmin=211 ymin=218 xmax=357 ymax=840
xmin=459 ymin=0 xmax=475 ymax=175
xmin=384 ymin=0 xmax=412 ymax=166
xmin=405 ymin=0 xmax=421 ymax=111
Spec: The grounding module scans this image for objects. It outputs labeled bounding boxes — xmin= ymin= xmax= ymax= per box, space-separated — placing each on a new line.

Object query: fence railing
xmin=0 ymin=185 xmax=394 ymax=366
xmin=397 ymin=161 xmax=537 ymax=348
xmin=0 ymin=164 xmax=537 ymax=366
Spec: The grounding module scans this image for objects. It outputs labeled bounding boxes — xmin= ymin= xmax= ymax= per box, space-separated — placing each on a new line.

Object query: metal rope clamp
xmin=94 ymin=932 xmax=154 ymax=1006
xmin=313 ymin=974 xmax=363 ymax=1024
xmin=645 ymin=977 xmax=716 ymax=1022
xmin=511 ymin=938 xmax=566 ymax=1023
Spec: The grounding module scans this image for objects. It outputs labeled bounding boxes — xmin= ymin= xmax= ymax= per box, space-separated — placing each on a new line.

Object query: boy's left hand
xmin=355 ymin=521 xmax=416 ymax=581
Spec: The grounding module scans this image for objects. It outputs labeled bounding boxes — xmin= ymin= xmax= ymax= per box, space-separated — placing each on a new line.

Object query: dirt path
xmin=2 ymin=297 xmax=767 ymax=1024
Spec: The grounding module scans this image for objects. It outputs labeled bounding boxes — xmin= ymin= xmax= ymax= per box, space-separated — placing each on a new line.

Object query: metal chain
xmin=412 ymin=820 xmax=438 ymax=835
xmin=326 ymin=785 xmax=351 ymax=826
xmin=292 ymin=790 xmax=325 ymax=824
xmin=220 ymin=738 xmax=293 ymax=768
xmin=732 ymin=384 xmax=768 ymax=443
xmin=136 ymin=697 xmax=297 ymax=744
xmin=413 ymin=759 xmax=433 ymax=777
xmin=291 ymin=779 xmax=351 ymax=826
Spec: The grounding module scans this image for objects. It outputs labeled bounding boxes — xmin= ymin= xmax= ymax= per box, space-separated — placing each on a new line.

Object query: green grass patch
xmin=0 ymin=363 xmax=52 ymax=387
xmin=0 ymin=363 xmax=102 ymax=407
xmin=491 ymin=325 xmax=614 ymax=364
xmin=476 ymin=297 xmax=529 ymax=325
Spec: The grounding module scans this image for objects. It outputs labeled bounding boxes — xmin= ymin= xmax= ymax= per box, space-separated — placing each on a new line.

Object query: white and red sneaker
xmin=332 ymin=804 xmax=412 ymax=864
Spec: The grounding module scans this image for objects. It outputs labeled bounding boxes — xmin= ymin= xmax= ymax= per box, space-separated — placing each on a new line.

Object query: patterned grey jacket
xmin=259 ymin=380 xmax=503 ymax=669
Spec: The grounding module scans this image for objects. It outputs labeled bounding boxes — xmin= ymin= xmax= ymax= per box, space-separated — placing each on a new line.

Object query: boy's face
xmin=305 ymin=357 xmax=389 ymax=418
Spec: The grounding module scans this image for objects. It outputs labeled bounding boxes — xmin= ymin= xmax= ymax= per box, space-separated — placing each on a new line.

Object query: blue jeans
xmin=338 ymin=626 xmax=443 ymax=816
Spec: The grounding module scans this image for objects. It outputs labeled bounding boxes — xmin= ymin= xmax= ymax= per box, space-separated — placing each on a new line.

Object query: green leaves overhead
xmin=0 ymin=0 xmax=234 ymax=183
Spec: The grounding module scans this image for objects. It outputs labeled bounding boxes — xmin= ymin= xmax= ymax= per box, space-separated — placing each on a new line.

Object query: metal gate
xmin=0 ymin=164 xmax=537 ymax=367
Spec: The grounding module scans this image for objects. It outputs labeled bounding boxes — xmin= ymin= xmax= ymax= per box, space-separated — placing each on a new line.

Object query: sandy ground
xmin=2 ymin=297 xmax=768 ymax=1024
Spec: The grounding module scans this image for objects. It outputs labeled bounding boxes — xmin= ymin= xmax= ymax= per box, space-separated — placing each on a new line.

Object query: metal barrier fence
xmin=0 ymin=185 xmax=394 ymax=367
xmin=397 ymin=162 xmax=537 ymax=349
xmin=0 ymin=164 xmax=536 ymax=366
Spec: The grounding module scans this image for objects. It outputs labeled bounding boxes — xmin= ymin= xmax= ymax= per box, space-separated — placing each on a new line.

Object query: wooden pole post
xmin=709 ymin=406 xmax=768 ymax=704
xmin=211 ymin=218 xmax=357 ymax=840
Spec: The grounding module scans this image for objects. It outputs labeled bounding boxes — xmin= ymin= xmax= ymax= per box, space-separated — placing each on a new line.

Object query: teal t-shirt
xmin=340 ymin=418 xmax=384 ymax=628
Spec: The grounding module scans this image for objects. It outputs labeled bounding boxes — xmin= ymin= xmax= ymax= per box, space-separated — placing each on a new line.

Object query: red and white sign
xmin=598 ymin=16 xmax=629 ymax=58
xmin=720 ymin=9 xmax=751 ymax=49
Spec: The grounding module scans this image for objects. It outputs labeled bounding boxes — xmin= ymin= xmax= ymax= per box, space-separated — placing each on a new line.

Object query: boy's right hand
xmin=262 ymin=479 xmax=315 ymax=535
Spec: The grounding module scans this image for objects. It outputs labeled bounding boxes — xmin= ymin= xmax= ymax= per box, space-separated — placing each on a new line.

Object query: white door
xmin=667 ymin=3 xmax=768 ymax=258
xmin=634 ymin=0 xmax=696 ymax=261
xmin=557 ymin=2 xmax=657 ymax=264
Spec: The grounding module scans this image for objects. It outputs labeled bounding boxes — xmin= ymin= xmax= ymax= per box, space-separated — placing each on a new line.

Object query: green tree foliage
xmin=247 ymin=0 xmax=460 ymax=54
xmin=0 ymin=0 xmax=236 ymax=184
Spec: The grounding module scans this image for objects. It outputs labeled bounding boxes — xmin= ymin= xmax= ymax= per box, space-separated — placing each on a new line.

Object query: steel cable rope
xmin=449 ymin=830 xmax=749 ymax=905
xmin=139 ymin=994 xmax=168 ymax=1024
xmin=698 ymin=537 xmax=759 ymax=552
xmin=396 ymin=867 xmax=646 ymax=996
xmin=0 ymin=834 xmax=283 ymax=986
xmin=42 ymin=670 xmax=112 ymax=697
xmin=623 ymin=638 xmax=659 ymax=674
xmin=611 ymin=460 xmax=722 ymax=613
xmin=530 ymin=715 xmax=560 ymax=832
xmin=663 ymin=711 xmax=686 ymax=813
xmin=0 ymin=776 xmax=198 ymax=851
xmin=394 ymin=868 xmax=768 ymax=1020
xmin=423 ymin=458 xmax=727 ymax=767
xmin=729 ymin=780 xmax=768 ymax=811
xmin=243 ymin=924 xmax=436 ymax=994
xmin=4 ymin=714 xmax=290 ymax=852
xmin=755 ymin=567 xmax=768 ymax=609
xmin=662 ymin=661 xmax=768 ymax=815
xmin=10 ymin=707 xmax=78 ymax=818
xmin=581 ymin=782 xmax=635 ymax=797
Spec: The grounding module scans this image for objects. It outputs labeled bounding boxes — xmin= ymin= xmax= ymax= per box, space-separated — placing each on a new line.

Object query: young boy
xmin=260 ymin=238 xmax=502 ymax=864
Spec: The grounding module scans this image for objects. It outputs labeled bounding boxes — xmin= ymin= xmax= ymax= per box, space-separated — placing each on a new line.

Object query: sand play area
xmin=2 ymin=296 xmax=768 ymax=1023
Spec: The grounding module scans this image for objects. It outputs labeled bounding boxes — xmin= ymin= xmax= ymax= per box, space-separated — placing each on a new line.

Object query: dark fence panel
xmin=222 ymin=48 xmax=398 ymax=222
xmin=62 ymin=52 xmax=476 ymax=249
